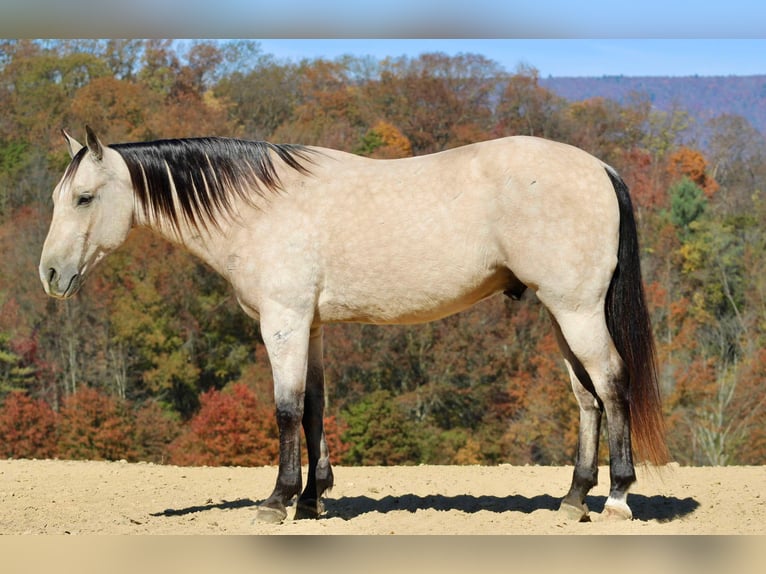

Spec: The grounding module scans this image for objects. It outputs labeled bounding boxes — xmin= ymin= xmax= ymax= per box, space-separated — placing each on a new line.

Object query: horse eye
xmin=77 ymin=194 xmax=93 ymax=207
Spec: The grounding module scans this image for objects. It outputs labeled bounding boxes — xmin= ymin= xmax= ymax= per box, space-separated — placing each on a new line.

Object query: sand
xmin=0 ymin=459 xmax=763 ymax=535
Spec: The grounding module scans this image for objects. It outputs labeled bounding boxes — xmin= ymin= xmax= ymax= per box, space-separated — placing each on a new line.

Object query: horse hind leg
xmin=546 ymin=305 xmax=636 ymax=521
xmin=551 ymin=316 xmax=603 ymax=522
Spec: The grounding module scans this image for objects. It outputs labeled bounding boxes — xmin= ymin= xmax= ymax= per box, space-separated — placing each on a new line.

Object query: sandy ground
xmin=0 ymin=459 xmax=763 ymax=535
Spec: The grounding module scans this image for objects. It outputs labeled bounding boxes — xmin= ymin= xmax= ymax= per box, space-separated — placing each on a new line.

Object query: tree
xmin=3 ymin=38 xmax=766 ymax=468
xmin=0 ymin=139 xmax=30 ymax=216
xmin=669 ymin=177 xmax=708 ymax=237
xmin=215 ymin=60 xmax=298 ymax=141
xmin=499 ymin=331 xmax=578 ymax=465
xmin=57 ymin=386 xmax=136 ymax=461
xmin=98 ymin=230 xmax=206 ymax=412
xmin=169 ymin=382 xmax=279 ymax=466
xmin=0 ymin=391 xmax=57 ymax=459
xmin=663 ymin=172 xmax=762 ymax=464
xmin=364 ymin=53 xmax=503 ymax=154
xmin=355 ymin=120 xmax=413 ymax=158
xmin=67 ymin=76 xmax=162 ymax=143
xmin=562 ymin=97 xmax=636 ymax=166
xmin=0 ymin=41 xmax=110 ymax=148
xmin=667 ymin=348 xmax=766 ymax=465
xmin=272 ymin=58 xmax=366 ymax=150
xmin=132 ymin=400 xmax=181 ymax=464
xmin=100 ymin=39 xmax=144 ymax=81
xmin=495 ymin=64 xmax=566 ymax=140
xmin=706 ymin=114 xmax=765 ymax=215
xmin=666 ymin=146 xmax=718 ymax=198
xmin=341 ymin=389 xmax=422 ymax=465
xmin=0 ymin=332 xmax=36 ymax=397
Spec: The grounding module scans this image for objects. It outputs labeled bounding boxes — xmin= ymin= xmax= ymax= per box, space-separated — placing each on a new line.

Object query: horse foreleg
xmin=295 ymin=326 xmax=334 ymax=519
xmin=255 ymin=308 xmax=312 ymax=524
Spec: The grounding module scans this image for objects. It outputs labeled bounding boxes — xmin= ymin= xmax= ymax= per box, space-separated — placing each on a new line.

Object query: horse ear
xmin=85 ymin=125 xmax=104 ymax=161
xmin=62 ymin=129 xmax=84 ymax=159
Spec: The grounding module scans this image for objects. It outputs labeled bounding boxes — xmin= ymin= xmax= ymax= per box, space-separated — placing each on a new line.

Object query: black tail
xmin=604 ymin=167 xmax=669 ymax=465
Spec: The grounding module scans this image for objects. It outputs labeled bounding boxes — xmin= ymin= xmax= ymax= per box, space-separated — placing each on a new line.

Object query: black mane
xmin=111 ymin=137 xmax=314 ymax=233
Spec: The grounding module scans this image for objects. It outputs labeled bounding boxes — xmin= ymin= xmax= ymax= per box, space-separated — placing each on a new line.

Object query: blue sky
xmin=3 ymin=1 xmax=766 ymax=77
xmin=255 ymin=39 xmax=766 ymax=78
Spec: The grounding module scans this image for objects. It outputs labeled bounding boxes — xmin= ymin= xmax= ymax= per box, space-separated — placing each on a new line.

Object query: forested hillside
xmin=542 ymin=75 xmax=766 ymax=141
xmin=1 ymin=40 xmax=764 ymax=467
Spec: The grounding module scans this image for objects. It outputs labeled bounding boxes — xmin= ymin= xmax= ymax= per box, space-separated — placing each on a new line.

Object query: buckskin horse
xmin=39 ymin=127 xmax=668 ymax=524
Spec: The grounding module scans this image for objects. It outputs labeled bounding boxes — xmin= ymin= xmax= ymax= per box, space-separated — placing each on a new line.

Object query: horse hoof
xmin=559 ymin=501 xmax=590 ymax=522
xmin=253 ymin=504 xmax=287 ymax=524
xmin=294 ymin=499 xmax=324 ymax=520
xmin=602 ymin=502 xmax=633 ymax=521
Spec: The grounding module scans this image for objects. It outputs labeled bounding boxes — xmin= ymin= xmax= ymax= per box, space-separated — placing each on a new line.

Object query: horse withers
xmin=39 ymin=127 xmax=668 ymax=524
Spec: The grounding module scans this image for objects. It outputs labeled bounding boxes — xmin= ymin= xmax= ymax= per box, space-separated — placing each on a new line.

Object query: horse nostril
xmin=47 ymin=267 xmax=57 ymax=285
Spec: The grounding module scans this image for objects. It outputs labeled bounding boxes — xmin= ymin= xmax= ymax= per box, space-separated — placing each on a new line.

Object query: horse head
xmin=39 ymin=127 xmax=134 ymax=298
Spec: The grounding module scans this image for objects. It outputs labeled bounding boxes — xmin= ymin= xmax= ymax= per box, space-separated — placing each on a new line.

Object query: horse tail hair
xmin=604 ymin=166 xmax=670 ymax=465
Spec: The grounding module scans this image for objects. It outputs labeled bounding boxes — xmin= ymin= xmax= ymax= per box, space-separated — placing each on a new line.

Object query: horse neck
xmin=131 ymin=197 xmax=235 ymax=277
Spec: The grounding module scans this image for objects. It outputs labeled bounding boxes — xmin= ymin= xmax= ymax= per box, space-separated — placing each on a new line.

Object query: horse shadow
xmin=151 ymin=492 xmax=699 ymax=523
xmin=322 ymin=492 xmax=699 ymax=522
xmin=150 ymin=498 xmax=259 ymax=517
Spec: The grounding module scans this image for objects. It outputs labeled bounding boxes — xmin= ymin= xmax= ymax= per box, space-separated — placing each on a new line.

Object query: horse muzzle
xmin=40 ymin=263 xmax=82 ymax=299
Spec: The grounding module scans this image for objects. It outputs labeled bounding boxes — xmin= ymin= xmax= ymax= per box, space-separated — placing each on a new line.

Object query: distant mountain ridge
xmin=540 ymin=75 xmax=766 ymax=137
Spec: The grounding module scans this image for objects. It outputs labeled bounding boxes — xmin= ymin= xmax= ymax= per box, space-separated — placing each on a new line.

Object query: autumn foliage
xmin=1 ymin=40 xmax=765 ymax=467
xmin=0 ymin=387 xmax=182 ymax=462
xmin=168 ymin=383 xmax=279 ymax=466
xmin=356 ymin=120 xmax=413 ymax=159
xmin=0 ymin=391 xmax=57 ymax=458
xmin=667 ymin=146 xmax=719 ymax=198
xmin=57 ymin=386 xmax=136 ymax=461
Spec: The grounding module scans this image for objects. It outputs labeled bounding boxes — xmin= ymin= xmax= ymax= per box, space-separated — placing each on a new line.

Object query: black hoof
xmin=294 ymin=499 xmax=325 ymax=520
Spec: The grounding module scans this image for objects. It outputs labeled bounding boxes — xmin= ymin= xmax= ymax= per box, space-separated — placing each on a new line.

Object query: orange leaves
xmin=620 ymin=148 xmax=663 ymax=210
xmin=667 ymin=146 xmax=719 ymax=198
xmin=68 ymin=76 xmax=160 ymax=143
xmin=357 ymin=120 xmax=413 ymax=159
xmin=161 ymin=380 xmax=347 ymax=468
xmin=68 ymin=77 xmax=233 ymax=143
xmin=0 ymin=391 xmax=57 ymax=459
xmin=58 ymin=386 xmax=136 ymax=461
xmin=56 ymin=388 xmax=172 ymax=461
xmin=500 ymin=331 xmax=578 ymax=465
xmin=169 ymin=382 xmax=279 ymax=467
xmin=322 ymin=414 xmax=350 ymax=463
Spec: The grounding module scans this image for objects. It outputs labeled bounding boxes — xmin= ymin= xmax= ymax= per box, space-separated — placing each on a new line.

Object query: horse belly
xmin=316 ymin=256 xmax=512 ymax=325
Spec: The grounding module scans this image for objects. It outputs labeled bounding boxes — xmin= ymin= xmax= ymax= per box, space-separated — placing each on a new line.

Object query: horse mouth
xmin=44 ymin=269 xmax=83 ymax=299
xmin=62 ymin=274 xmax=82 ymax=298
